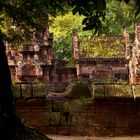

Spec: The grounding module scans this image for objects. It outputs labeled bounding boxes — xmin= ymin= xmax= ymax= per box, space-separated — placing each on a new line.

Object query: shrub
xmin=65 ymin=81 xmax=92 ymax=99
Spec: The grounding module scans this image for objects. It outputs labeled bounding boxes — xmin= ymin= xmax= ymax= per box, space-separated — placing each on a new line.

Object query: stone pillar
xmin=72 ymin=29 xmax=79 ymax=60
xmin=76 ymin=63 xmax=80 ymax=78
xmin=43 ymin=29 xmax=53 ymax=64
xmin=124 ymin=27 xmax=131 ymax=59
xmin=130 ymin=23 xmax=140 ymax=84
xmin=135 ymin=23 xmax=140 ymax=54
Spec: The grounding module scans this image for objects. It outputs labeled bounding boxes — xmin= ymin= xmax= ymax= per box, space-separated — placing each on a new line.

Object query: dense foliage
xmin=49 ymin=0 xmax=140 ymax=60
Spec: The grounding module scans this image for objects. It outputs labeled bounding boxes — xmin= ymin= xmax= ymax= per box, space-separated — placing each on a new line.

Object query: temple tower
xmin=16 ymin=29 xmax=53 ymax=83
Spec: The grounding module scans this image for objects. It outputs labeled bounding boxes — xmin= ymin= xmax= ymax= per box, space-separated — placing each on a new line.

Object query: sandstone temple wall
xmin=15 ymin=84 xmax=140 ymax=136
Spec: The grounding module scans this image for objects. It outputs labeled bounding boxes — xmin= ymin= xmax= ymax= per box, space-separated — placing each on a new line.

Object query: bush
xmin=65 ymin=81 xmax=92 ymax=99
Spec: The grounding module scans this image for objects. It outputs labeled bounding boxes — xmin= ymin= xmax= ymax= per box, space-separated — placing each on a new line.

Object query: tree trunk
xmin=0 ymin=38 xmax=50 ymax=139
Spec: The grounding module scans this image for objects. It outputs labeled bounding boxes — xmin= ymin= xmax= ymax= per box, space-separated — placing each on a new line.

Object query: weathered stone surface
xmin=132 ymin=85 xmax=140 ymax=100
xmin=12 ymin=84 xmax=21 ymax=98
xmin=93 ymin=84 xmax=105 ymax=100
xmin=55 ymin=126 xmax=70 ymax=135
xmin=115 ymin=85 xmax=133 ymax=99
xmin=16 ymin=93 xmax=140 ymax=137
xmin=70 ymin=113 xmax=87 ymax=127
xmin=50 ymin=112 xmax=61 ymax=126
xmin=69 ymin=126 xmax=85 ymax=136
xmin=33 ymin=84 xmax=46 ymax=98
xmin=60 ymin=112 xmax=70 ymax=126
xmin=21 ymin=84 xmax=32 ymax=98
xmin=52 ymin=100 xmax=69 ymax=112
xmin=104 ymin=84 xmax=115 ymax=99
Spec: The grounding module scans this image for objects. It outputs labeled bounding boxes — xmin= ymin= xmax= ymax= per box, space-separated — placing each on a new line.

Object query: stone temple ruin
xmin=6 ymin=23 xmax=140 ymax=91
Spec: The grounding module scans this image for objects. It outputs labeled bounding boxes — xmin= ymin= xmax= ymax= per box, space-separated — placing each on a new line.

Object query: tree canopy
xmin=1 ymin=0 xmax=140 ymax=38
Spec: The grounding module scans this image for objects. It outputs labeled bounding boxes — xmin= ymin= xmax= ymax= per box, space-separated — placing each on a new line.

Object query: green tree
xmin=49 ymin=12 xmax=93 ymax=60
xmin=98 ymin=0 xmax=140 ymax=37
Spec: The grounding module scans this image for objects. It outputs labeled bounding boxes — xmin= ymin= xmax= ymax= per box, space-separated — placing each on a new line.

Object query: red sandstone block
xmin=115 ymin=127 xmax=140 ymax=136
xmin=104 ymin=84 xmax=115 ymax=99
xmin=84 ymin=103 xmax=96 ymax=113
xmin=103 ymin=127 xmax=116 ymax=136
xmin=95 ymin=126 xmax=106 ymax=136
xmin=125 ymin=114 xmax=140 ymax=128
xmin=93 ymin=85 xmax=105 ymax=100
xmin=55 ymin=126 xmax=70 ymax=135
xmin=115 ymin=114 xmax=130 ymax=128
xmin=95 ymin=104 xmax=115 ymax=114
xmin=133 ymin=85 xmax=140 ymax=101
xmin=115 ymin=85 xmax=133 ymax=99
xmin=20 ymin=111 xmax=51 ymax=127
xmin=21 ymin=84 xmax=32 ymax=98
xmin=70 ymin=112 xmax=87 ymax=127
xmin=12 ymin=85 xmax=21 ymax=98
xmin=50 ymin=112 xmax=61 ymax=126
xmin=69 ymin=126 xmax=85 ymax=136
xmin=52 ymin=100 xmax=69 ymax=112
xmin=87 ymin=113 xmax=115 ymax=127
xmin=69 ymin=102 xmax=89 ymax=113
xmin=95 ymin=126 xmax=116 ymax=136
xmin=82 ymin=127 xmax=96 ymax=136
xmin=45 ymin=126 xmax=57 ymax=134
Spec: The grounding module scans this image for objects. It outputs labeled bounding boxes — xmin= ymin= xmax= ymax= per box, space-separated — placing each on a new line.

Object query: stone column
xmin=124 ymin=27 xmax=131 ymax=59
xmin=72 ymin=29 xmax=79 ymax=60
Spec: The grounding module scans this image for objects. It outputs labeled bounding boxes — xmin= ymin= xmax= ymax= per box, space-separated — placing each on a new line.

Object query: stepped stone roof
xmin=79 ymin=35 xmax=125 ymax=58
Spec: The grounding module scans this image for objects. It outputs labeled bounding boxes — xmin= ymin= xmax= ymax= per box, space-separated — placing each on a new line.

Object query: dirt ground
xmin=48 ymin=135 xmax=140 ymax=140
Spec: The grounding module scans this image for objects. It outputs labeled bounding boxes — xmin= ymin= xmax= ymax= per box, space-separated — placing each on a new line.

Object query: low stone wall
xmin=15 ymin=84 xmax=140 ymax=136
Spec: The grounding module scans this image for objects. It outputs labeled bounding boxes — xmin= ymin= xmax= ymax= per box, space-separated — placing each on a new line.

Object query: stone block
xmin=115 ymin=85 xmax=133 ymax=99
xmin=69 ymin=126 xmax=85 ymax=136
xmin=22 ymin=84 xmax=32 ymax=98
xmin=95 ymin=126 xmax=116 ymax=136
xmin=86 ymin=113 xmax=97 ymax=127
xmin=33 ymin=84 xmax=46 ymax=98
xmin=95 ymin=126 xmax=106 ymax=136
xmin=84 ymin=102 xmax=96 ymax=113
xmin=125 ymin=114 xmax=140 ymax=128
xmin=104 ymin=84 xmax=115 ymax=99
xmin=115 ymin=114 xmax=129 ymax=127
xmin=60 ymin=112 xmax=70 ymax=126
xmin=103 ymin=127 xmax=116 ymax=136
xmin=93 ymin=84 xmax=105 ymax=100
xmin=19 ymin=110 xmax=51 ymax=127
xmin=50 ymin=112 xmax=61 ymax=126
xmin=87 ymin=112 xmax=115 ymax=127
xmin=70 ymin=112 xmax=87 ymax=127
xmin=12 ymin=84 xmax=21 ymax=98
xmin=46 ymin=126 xmax=57 ymax=134
xmin=133 ymin=85 xmax=140 ymax=100
xmin=52 ymin=100 xmax=69 ymax=112
xmin=82 ymin=127 xmax=96 ymax=136
xmin=95 ymin=102 xmax=115 ymax=114
xmin=56 ymin=126 xmax=70 ymax=135
xmin=69 ymin=102 xmax=93 ymax=113
xmin=115 ymin=127 xmax=140 ymax=136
